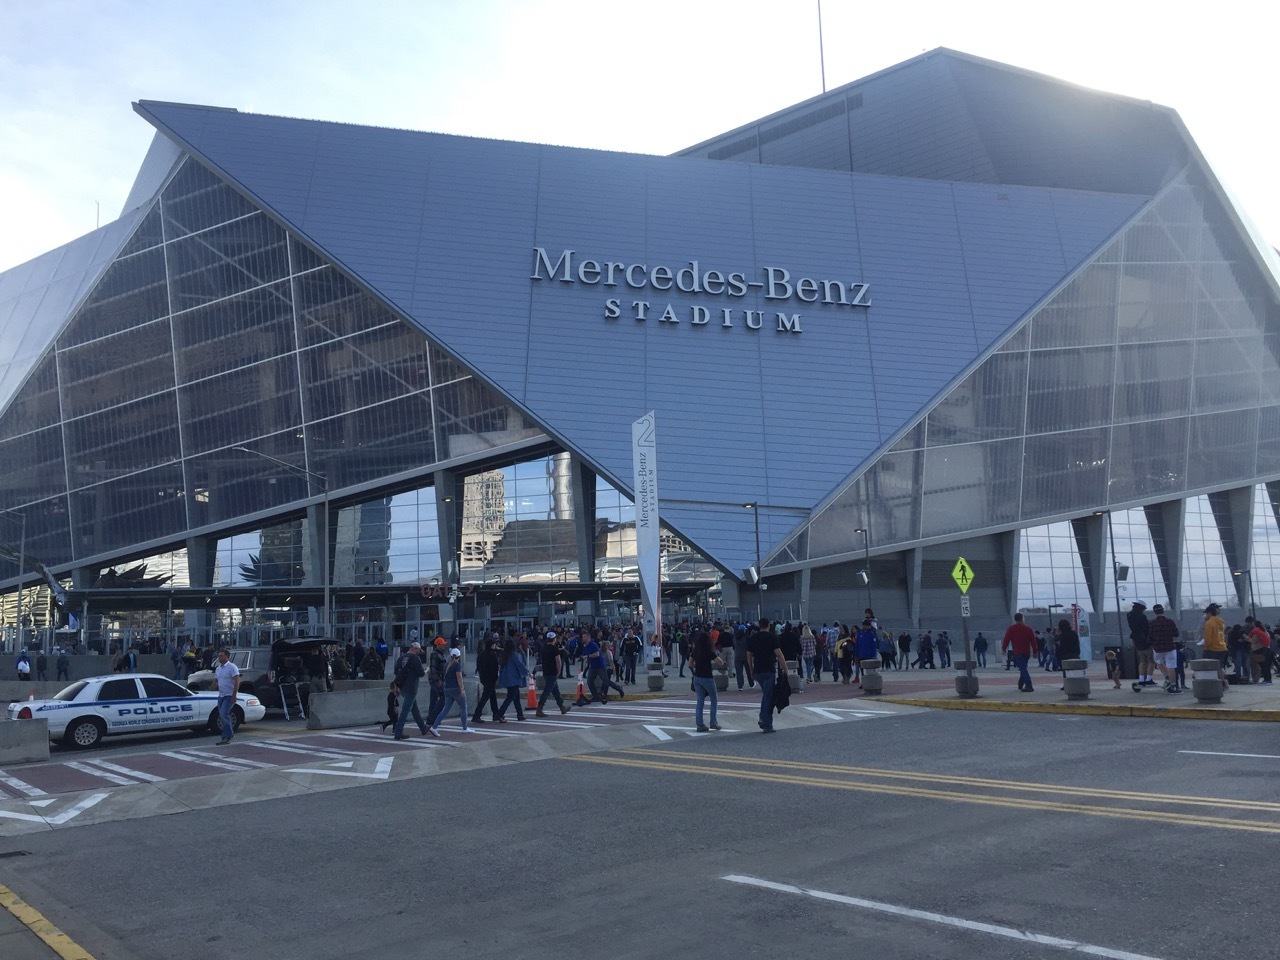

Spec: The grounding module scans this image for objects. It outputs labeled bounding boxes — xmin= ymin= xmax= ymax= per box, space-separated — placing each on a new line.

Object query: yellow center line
xmin=615 ymin=749 xmax=1280 ymax=814
xmin=0 ymin=883 xmax=97 ymax=960
xmin=565 ymin=754 xmax=1280 ymax=835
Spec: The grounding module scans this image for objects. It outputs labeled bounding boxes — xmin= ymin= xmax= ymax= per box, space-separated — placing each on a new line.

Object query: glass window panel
xmin=66 ymin=392 xmax=180 ymax=479
xmin=0 ymin=353 xmax=60 ymax=441
xmin=1021 ymin=430 xmax=1109 ymax=518
xmin=56 ymin=246 xmax=168 ymax=348
xmin=69 ymin=463 xmax=186 ymax=559
xmin=187 ymin=433 xmax=310 ymax=529
xmin=1107 ymin=417 xmax=1187 ymax=503
xmin=160 ymin=158 xmax=258 ymax=239
xmin=1030 ymin=264 xmax=1117 ymax=349
xmin=180 ymin=356 xmax=302 ymax=455
xmin=921 ymin=439 xmax=1021 ymax=537
xmin=1192 ymin=338 xmax=1262 ymax=411
xmin=173 ymin=280 xmax=296 ymax=383
xmin=308 ymin=393 xmax=437 ymax=487
xmin=59 ymin=319 xmax=175 ymax=419
xmin=1118 ymin=263 xmax=1195 ymax=343
xmin=926 ymin=352 xmax=1026 ymax=446
xmin=0 ymin=426 xmax=67 ymax=504
xmin=1016 ymin=522 xmax=1092 ymax=614
xmin=1114 ymin=342 xmax=1191 ymax=422
xmin=1180 ymin=495 xmax=1235 ymax=611
xmin=299 ymin=326 xmax=431 ymax=422
xmin=119 ymin=205 xmax=164 ymax=257
xmin=167 ymin=213 xmax=289 ymax=312
xmin=1026 ymin=347 xmax=1113 ymax=434
xmin=1187 ymin=410 xmax=1258 ymax=489
xmin=1249 ymin=484 xmax=1280 ymax=608
xmin=293 ymin=267 xmax=396 ymax=347
xmin=289 ymin=236 xmax=327 ymax=274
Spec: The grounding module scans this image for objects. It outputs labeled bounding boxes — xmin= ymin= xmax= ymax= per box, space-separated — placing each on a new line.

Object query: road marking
xmin=176 ymin=749 xmax=275 ymax=768
xmin=633 ymin=751 xmax=1280 ymax=815
xmin=0 ymin=792 xmax=110 ymax=825
xmin=63 ymin=761 xmax=138 ymax=786
xmin=289 ymin=756 xmax=394 ymax=779
xmin=159 ymin=751 xmax=252 ymax=772
xmin=642 ymin=724 xmax=711 ymax=741
xmin=246 ymin=740 xmax=369 ymax=760
xmin=804 ymin=706 xmax=895 ymax=720
xmin=722 ymin=875 xmax=1164 ymax=960
xmin=1179 ymin=750 xmax=1280 ymax=760
xmin=326 ymin=732 xmax=452 ymax=747
xmin=0 ymin=880 xmax=98 ymax=959
xmin=77 ymin=759 xmax=165 ymax=783
xmin=0 ymin=771 xmax=47 ymax=797
xmin=566 ymin=754 xmax=1280 ymax=834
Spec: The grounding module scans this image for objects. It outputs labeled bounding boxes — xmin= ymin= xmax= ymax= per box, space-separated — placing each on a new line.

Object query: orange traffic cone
xmin=575 ymin=668 xmax=590 ymax=707
xmin=526 ymin=672 xmax=538 ymax=710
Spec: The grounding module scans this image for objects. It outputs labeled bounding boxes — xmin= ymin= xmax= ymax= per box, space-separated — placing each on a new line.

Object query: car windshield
xmin=52 ymin=681 xmax=89 ymax=702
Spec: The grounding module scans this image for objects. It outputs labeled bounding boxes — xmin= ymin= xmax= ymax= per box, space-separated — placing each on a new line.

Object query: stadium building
xmin=2 ymin=48 xmax=1279 ymax=651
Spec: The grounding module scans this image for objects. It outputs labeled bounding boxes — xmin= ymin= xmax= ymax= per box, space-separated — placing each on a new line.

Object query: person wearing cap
xmin=1202 ymin=603 xmax=1228 ymax=691
xmin=1139 ymin=603 xmax=1182 ymax=693
xmin=390 ymin=641 xmax=428 ymax=739
xmin=425 ymin=637 xmax=449 ymax=726
xmin=428 ymin=646 xmax=470 ymax=736
xmin=1128 ymin=601 xmax=1154 ymax=686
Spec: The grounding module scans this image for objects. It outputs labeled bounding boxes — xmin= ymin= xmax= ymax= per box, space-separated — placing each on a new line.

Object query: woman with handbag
xmin=495 ymin=638 xmax=529 ymax=721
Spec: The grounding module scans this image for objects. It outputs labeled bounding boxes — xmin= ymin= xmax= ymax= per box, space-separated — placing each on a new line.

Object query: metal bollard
xmin=953 ymin=659 xmax=978 ymax=698
xmin=1062 ymin=659 xmax=1090 ymax=700
xmin=786 ymin=660 xmax=804 ymax=694
xmin=647 ymin=660 xmax=665 ymax=692
xmin=1190 ymin=658 xmax=1224 ymax=703
xmin=861 ymin=661 xmax=883 ymax=695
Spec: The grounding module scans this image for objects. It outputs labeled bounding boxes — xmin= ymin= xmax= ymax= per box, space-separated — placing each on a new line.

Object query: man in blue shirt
xmin=582 ymin=635 xmax=610 ymax=704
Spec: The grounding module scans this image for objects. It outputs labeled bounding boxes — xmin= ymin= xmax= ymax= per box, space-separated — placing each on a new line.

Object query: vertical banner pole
xmin=632 ymin=413 xmax=661 ymax=647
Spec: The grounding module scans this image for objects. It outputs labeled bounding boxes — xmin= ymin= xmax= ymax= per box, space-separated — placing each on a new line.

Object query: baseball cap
xmin=1131 ymin=600 xmax=1147 ymax=608
xmin=449 ymin=647 xmax=462 ymax=658
xmin=545 ymin=630 xmax=556 ymax=639
xmin=1205 ymin=603 xmax=1221 ymax=614
xmin=1152 ymin=603 xmax=1164 ymax=614
xmin=409 ymin=640 xmax=421 ymax=649
xmin=433 ymin=637 xmax=447 ymax=647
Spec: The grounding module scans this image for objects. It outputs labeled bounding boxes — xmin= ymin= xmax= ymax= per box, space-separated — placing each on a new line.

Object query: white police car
xmin=6 ymin=673 xmax=266 ymax=748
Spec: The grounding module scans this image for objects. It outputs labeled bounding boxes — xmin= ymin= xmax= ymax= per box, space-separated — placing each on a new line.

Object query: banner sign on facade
xmin=1072 ymin=604 xmax=1092 ymax=663
xmin=632 ymin=412 xmax=661 ymax=643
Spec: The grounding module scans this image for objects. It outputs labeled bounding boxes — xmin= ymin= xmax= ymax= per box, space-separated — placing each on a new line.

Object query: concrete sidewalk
xmin=0 ymin=880 xmax=88 ymax=960
xmin=877 ymin=667 xmax=1280 ymax=721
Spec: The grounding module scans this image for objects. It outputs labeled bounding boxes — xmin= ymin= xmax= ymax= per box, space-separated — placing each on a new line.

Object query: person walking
xmin=746 ymin=618 xmax=787 ymax=733
xmin=973 ymin=632 xmax=988 ymax=668
xmin=213 ymin=647 xmax=240 ymax=745
xmin=936 ymin=631 xmax=952 ymax=669
xmin=1054 ymin=618 xmax=1080 ymax=688
xmin=582 ymin=632 xmax=610 ymax=704
xmin=1001 ymin=613 xmax=1037 ymax=693
xmin=379 ymin=682 xmax=399 ymax=731
xmin=602 ymin=641 xmax=627 ymax=699
xmin=55 ymin=647 xmax=70 ymax=682
xmin=536 ymin=633 xmax=571 ymax=717
xmin=620 ymin=629 xmax=642 ymax=685
xmin=425 ymin=637 xmax=448 ymax=725
xmin=471 ymin=636 xmax=501 ymax=724
xmin=733 ymin=625 xmax=752 ymax=690
xmin=690 ymin=630 xmax=722 ymax=732
xmin=494 ymin=638 xmax=528 ymax=721
xmin=854 ymin=619 xmax=879 ymax=685
xmin=391 ymin=641 xmax=429 ymax=739
xmin=429 ymin=647 xmax=470 ymax=736
xmin=15 ymin=651 xmax=31 ymax=681
xmin=800 ymin=625 xmax=817 ymax=682
xmin=897 ymin=631 xmax=912 ymax=670
xmin=35 ymin=651 xmax=47 ymax=681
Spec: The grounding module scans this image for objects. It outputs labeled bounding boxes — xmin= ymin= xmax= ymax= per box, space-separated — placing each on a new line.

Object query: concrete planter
xmin=647 ymin=661 xmax=665 ymax=692
xmin=1062 ymin=658 xmax=1090 ymax=700
xmin=1190 ymin=658 xmax=1224 ymax=703
xmin=860 ymin=663 xmax=883 ymax=695
xmin=953 ymin=659 xmax=978 ymax=698
xmin=0 ymin=718 xmax=50 ymax=763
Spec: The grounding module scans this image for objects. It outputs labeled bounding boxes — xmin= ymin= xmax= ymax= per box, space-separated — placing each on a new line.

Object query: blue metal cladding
xmin=132 ymin=101 xmax=1145 ymax=575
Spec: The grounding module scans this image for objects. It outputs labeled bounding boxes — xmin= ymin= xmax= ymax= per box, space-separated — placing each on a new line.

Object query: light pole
xmin=232 ymin=447 xmax=331 ymax=637
xmin=744 ymin=502 xmax=761 ymax=620
xmin=1 ymin=509 xmax=25 ymax=652
xmin=1234 ymin=569 xmax=1256 ymax=621
xmin=854 ymin=527 xmax=872 ymax=613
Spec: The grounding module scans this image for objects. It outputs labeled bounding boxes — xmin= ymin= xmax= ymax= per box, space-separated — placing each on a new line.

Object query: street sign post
xmin=953 ymin=556 xmax=977 ymax=697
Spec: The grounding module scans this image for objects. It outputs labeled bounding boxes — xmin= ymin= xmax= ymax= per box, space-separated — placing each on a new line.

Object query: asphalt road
xmin=3 ymin=707 xmax=1277 ymax=960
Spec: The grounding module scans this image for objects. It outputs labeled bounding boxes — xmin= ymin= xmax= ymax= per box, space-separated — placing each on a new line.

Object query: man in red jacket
xmin=1002 ymin=613 xmax=1038 ymax=693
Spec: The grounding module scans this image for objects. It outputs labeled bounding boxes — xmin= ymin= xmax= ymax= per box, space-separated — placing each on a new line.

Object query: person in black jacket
xmin=1054 ymin=619 xmax=1080 ymax=687
xmin=470 ymin=636 xmax=502 ymax=724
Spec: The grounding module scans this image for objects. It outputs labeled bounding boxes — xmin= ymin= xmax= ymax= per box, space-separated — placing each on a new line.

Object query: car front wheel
xmin=206 ymin=707 xmax=244 ymax=733
xmin=64 ymin=717 xmax=105 ymax=749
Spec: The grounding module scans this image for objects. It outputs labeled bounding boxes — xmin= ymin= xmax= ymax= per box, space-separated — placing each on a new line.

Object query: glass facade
xmin=0 ymin=156 xmax=543 ymax=582
xmin=785 ymin=171 xmax=1280 ymax=594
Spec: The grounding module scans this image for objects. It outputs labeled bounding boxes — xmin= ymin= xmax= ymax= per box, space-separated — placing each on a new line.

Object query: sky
xmin=0 ymin=0 xmax=1276 ymax=274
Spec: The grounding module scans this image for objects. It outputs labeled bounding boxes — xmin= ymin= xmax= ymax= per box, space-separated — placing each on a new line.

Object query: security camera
xmin=760 ymin=583 xmax=768 ymax=591
xmin=857 ymin=570 xmax=869 ymax=585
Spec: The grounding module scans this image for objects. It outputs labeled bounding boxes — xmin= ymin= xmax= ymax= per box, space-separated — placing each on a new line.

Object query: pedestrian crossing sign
xmin=951 ymin=557 xmax=974 ymax=594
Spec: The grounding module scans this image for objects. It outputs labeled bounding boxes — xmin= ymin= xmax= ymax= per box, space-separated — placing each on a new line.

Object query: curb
xmin=878 ymin=696 xmax=1280 ymax=722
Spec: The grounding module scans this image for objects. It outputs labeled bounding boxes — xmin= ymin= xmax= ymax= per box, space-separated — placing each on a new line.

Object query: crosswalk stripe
xmin=81 ymin=758 xmax=166 ymax=782
xmin=159 ymin=751 xmax=249 ymax=772
xmin=0 ymin=772 xmax=46 ymax=798
xmin=65 ymin=761 xmax=138 ymax=785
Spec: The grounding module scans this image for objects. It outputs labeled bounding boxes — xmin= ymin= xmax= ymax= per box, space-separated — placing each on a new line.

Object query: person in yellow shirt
xmin=1202 ymin=603 xmax=1228 ymax=691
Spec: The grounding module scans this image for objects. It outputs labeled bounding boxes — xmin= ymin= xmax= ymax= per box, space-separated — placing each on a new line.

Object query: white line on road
xmin=247 ymin=740 xmax=370 ymax=760
xmin=160 ymin=751 xmax=250 ymax=772
xmin=79 ymin=759 xmax=166 ymax=782
xmin=722 ymin=875 xmax=1165 ymax=960
xmin=178 ymin=749 xmax=276 ymax=768
xmin=0 ymin=772 xmax=47 ymax=797
xmin=64 ymin=761 xmax=141 ymax=785
xmin=1179 ymin=750 xmax=1280 ymax=760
